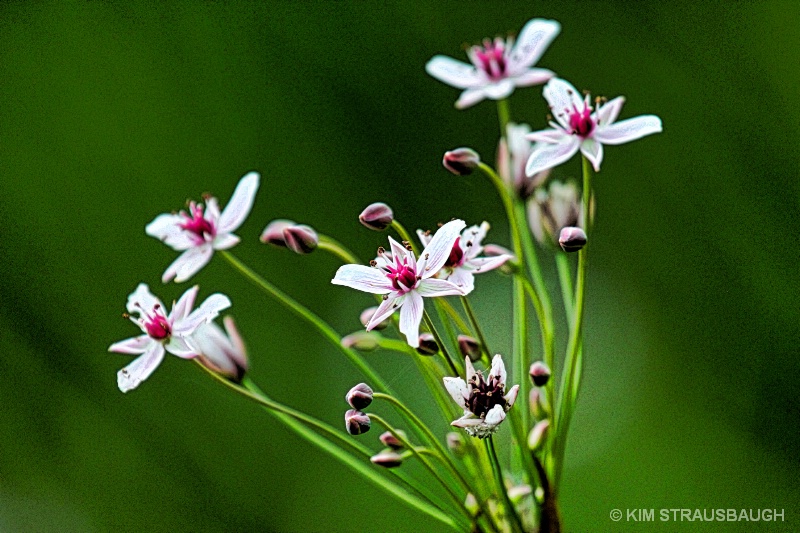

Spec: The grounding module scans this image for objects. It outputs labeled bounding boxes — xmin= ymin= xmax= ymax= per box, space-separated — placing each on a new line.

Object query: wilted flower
xmin=359 ymin=203 xmax=394 ymax=231
xmin=426 ymin=18 xmax=560 ymax=109
xmin=558 ymin=226 xmax=587 ymax=253
xmin=109 ymin=284 xmax=231 ymax=392
xmin=498 ymin=122 xmax=550 ymax=199
xmin=417 ymin=222 xmax=513 ymax=294
xmin=528 ymin=180 xmax=583 ymax=246
xmin=345 ymin=409 xmax=371 ymax=435
xmin=146 ymin=172 xmax=259 ymax=283
xmin=526 ymin=78 xmax=662 ymax=175
xmin=443 ymin=354 xmax=520 ymax=438
xmin=331 ymin=220 xmax=467 ymax=348
xmin=260 ymin=219 xmax=295 ymax=247
xmin=442 ymin=148 xmax=480 ymax=176
xmin=192 ymin=316 xmax=248 ymax=383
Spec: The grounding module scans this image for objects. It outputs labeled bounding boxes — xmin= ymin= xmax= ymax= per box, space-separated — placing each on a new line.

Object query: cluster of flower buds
xmin=344 ymin=383 xmax=373 ymax=436
xmin=260 ymin=219 xmax=319 ymax=254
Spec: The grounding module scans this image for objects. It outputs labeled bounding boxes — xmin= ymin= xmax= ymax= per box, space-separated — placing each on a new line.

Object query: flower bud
xmin=283 ymin=224 xmax=318 ymax=254
xmin=464 ymin=493 xmax=479 ymax=516
xmin=341 ymin=331 xmax=380 ymax=351
xmin=359 ymin=202 xmax=394 ymax=231
xmin=529 ymin=361 xmax=551 ymax=387
xmin=508 ymin=484 xmax=532 ymax=504
xmin=344 ymin=409 xmax=371 ymax=435
xmin=446 ymin=432 xmax=466 ymax=457
xmin=192 ymin=317 xmax=248 ymax=384
xmin=558 ymin=226 xmax=587 ymax=253
xmin=443 ymin=147 xmax=480 ymax=176
xmin=360 ymin=307 xmax=389 ymax=331
xmin=528 ymin=419 xmax=550 ymax=451
xmin=379 ymin=430 xmax=406 ymax=450
xmin=370 ymin=450 xmax=403 ymax=468
xmin=260 ymin=219 xmax=295 ymax=247
xmin=529 ymin=389 xmax=544 ymax=420
xmin=457 ymin=334 xmax=481 ymax=362
xmin=415 ymin=333 xmax=439 ymax=355
xmin=345 ymin=383 xmax=373 ymax=410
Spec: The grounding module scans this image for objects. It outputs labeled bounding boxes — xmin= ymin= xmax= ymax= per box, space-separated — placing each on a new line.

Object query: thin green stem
xmin=460 ymin=296 xmax=492 ymax=364
xmin=438 ymin=298 xmax=472 ymax=335
xmin=390 ymin=220 xmax=419 ymax=255
xmin=423 ymin=310 xmax=460 ymax=375
xmin=496 ymin=99 xmax=511 ymax=140
xmin=555 ymin=252 xmax=575 ymax=325
xmin=318 ymin=234 xmax=361 ymax=264
xmin=194 ymin=362 xmax=459 ymax=530
xmin=486 ymin=436 xmax=526 ymax=533
xmin=220 ymin=251 xmax=393 ymax=395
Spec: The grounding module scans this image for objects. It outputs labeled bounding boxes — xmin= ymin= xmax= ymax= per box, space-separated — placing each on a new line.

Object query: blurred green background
xmin=1 ymin=1 xmax=798 ymax=531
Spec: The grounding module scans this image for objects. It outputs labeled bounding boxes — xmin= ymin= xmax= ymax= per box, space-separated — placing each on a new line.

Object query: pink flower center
xmin=386 ymin=257 xmax=418 ymax=294
xmin=180 ymin=202 xmax=216 ymax=245
xmin=445 ymin=237 xmax=465 ymax=268
xmin=473 ymin=38 xmax=507 ymax=81
xmin=139 ymin=304 xmax=171 ymax=340
xmin=567 ymin=100 xmax=595 ymax=138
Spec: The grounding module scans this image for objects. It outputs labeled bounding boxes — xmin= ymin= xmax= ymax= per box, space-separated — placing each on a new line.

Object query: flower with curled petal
xmin=109 ymin=284 xmax=231 ymax=392
xmin=417 ymin=222 xmax=513 ymax=294
xmin=191 ymin=316 xmax=248 ymax=383
xmin=146 ymin=171 xmax=260 ymax=283
xmin=444 ymin=354 xmax=520 ymax=438
xmin=331 ymin=219 xmax=467 ymax=348
xmin=426 ymin=18 xmax=560 ymax=109
xmin=525 ymin=78 xmax=662 ymax=175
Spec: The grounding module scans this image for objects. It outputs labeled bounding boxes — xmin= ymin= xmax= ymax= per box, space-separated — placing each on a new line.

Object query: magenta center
xmin=386 ymin=257 xmax=418 ymax=293
xmin=180 ymin=202 xmax=216 ymax=244
xmin=143 ymin=309 xmax=171 ymax=340
xmin=474 ymin=39 xmax=507 ymax=81
xmin=445 ymin=237 xmax=465 ymax=268
xmin=568 ymin=103 xmax=595 ymax=138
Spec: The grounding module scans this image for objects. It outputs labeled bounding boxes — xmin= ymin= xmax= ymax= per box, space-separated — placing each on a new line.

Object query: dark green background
xmin=1 ymin=2 xmax=798 ymax=532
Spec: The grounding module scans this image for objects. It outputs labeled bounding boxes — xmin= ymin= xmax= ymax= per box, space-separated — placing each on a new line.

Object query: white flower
xmin=331 ymin=219 xmax=467 ymax=348
xmin=498 ymin=122 xmax=550 ymax=199
xmin=525 ymin=78 xmax=663 ymax=175
xmin=426 ymin=18 xmax=560 ymax=109
xmin=109 ymin=284 xmax=231 ymax=392
xmin=191 ymin=317 xmax=248 ymax=383
xmin=146 ymin=171 xmax=260 ymax=283
xmin=443 ymin=354 xmax=520 ymax=438
xmin=416 ymin=222 xmax=513 ymax=294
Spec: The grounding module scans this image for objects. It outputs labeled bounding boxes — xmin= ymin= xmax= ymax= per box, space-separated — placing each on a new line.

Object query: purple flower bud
xmin=283 ymin=224 xmax=318 ymax=254
xmin=370 ymin=450 xmax=403 ymax=468
xmin=344 ymin=409 xmax=371 ymax=435
xmin=341 ymin=331 xmax=380 ymax=352
xmin=457 ymin=334 xmax=481 ymax=362
xmin=260 ymin=219 xmax=295 ymax=247
xmin=359 ymin=202 xmax=394 ymax=231
xmin=446 ymin=432 xmax=466 ymax=457
xmin=345 ymin=383 xmax=374 ymax=410
xmin=559 ymin=226 xmax=587 ymax=253
xmin=415 ymin=333 xmax=439 ymax=355
xmin=443 ymin=147 xmax=480 ymax=176
xmin=360 ymin=307 xmax=389 ymax=331
xmin=379 ymin=430 xmax=406 ymax=450
xmin=528 ymin=419 xmax=550 ymax=451
xmin=529 ymin=389 xmax=544 ymax=420
xmin=529 ymin=361 xmax=551 ymax=387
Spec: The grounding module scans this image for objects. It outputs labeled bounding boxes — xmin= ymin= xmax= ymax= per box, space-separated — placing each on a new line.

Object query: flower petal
xmin=543 ymin=78 xmax=583 ymax=122
xmin=126 ymin=283 xmax=164 ymax=316
xmin=482 ymin=79 xmax=515 ymax=100
xmin=416 ymin=278 xmax=466 ymax=297
xmin=425 ymin=55 xmax=483 ymax=89
xmin=192 ymin=323 xmax=239 ymax=376
xmin=484 ymin=404 xmax=507 ymax=428
xmin=594 ymin=115 xmax=663 ymax=146
xmin=145 ymin=214 xmax=194 ymax=251
xmin=366 ymin=293 xmax=404 ymax=330
xmin=108 ymin=334 xmax=152 ymax=355
xmin=331 ymin=264 xmax=392 ymax=294
xmin=213 ymin=233 xmax=240 ymax=251
xmin=511 ymin=68 xmax=555 ymax=88
xmin=443 ymin=376 xmax=469 ymax=410
xmin=223 ymin=316 xmax=248 ymax=370
xmin=455 ymin=88 xmax=487 ymax=109
xmin=451 ymin=415 xmax=483 ymax=428
xmin=399 ymin=291 xmax=424 ymax=347
xmin=504 ymin=384 xmax=520 ymax=408
xmin=171 ymin=285 xmax=199 ymax=323
xmin=418 ymin=219 xmax=466 ymax=278
xmin=387 ymin=236 xmax=409 ymax=262
xmin=527 ymin=129 xmax=567 ymax=144
xmin=117 ymin=342 xmax=165 ymax=393
xmin=164 ymin=245 xmax=215 ymax=284
xmin=416 ymin=229 xmax=432 ymax=247
xmin=525 ymin=137 xmax=580 ymax=176
xmin=580 ymin=138 xmax=604 ymax=172
xmin=596 ymin=96 xmax=625 ymax=126
xmin=217 ymin=172 xmax=260 ymax=234
xmin=166 ymin=335 xmax=198 ymax=359
xmin=507 ymin=18 xmax=560 ymax=73
xmin=463 ymin=254 xmax=513 ymax=273
xmin=490 ymin=354 xmax=507 ymax=385
xmin=465 ymin=357 xmax=476 ymax=381
xmin=174 ymin=293 xmax=232 ymax=335
xmin=446 ymin=269 xmax=475 ymax=295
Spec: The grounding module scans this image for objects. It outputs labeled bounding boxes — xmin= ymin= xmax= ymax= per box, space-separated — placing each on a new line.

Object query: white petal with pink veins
xmin=596 ymin=96 xmax=626 ymax=126
xmin=366 ymin=293 xmax=403 ymax=331
xmin=594 ymin=115 xmax=663 ymax=145
xmin=580 ymin=138 xmax=604 ymax=172
xmin=332 ymin=264 xmax=393 ymax=294
xmin=526 ymin=137 xmax=580 ymax=176
xmin=171 ymin=285 xmax=199 ymax=322
xmin=425 ymin=56 xmax=483 ymax=89
xmin=108 ymin=334 xmax=152 ymax=355
xmin=213 ymin=233 xmax=240 ymax=251
xmin=117 ymin=343 xmax=165 ymax=393
xmin=490 ymin=354 xmax=507 ymax=385
xmin=165 ymin=245 xmax=214 ymax=284
xmin=443 ymin=376 xmax=469 ymax=410
xmin=399 ymin=291 xmax=424 ymax=347
xmin=218 ymin=172 xmax=260 ymax=234
xmin=126 ymin=284 xmax=164 ymax=317
xmin=455 ymin=88 xmax=488 ymax=110
xmin=512 ymin=68 xmax=555 ymax=88
xmin=416 ymin=278 xmax=465 ymax=297
xmin=543 ymin=78 xmax=583 ymax=127
xmin=507 ymin=18 xmax=560 ymax=73
xmin=146 ymin=214 xmax=195 ymax=251
xmin=175 ymin=293 xmax=232 ymax=335
xmin=418 ymin=219 xmax=466 ymax=278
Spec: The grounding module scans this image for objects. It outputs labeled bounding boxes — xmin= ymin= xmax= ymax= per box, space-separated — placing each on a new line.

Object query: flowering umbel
xmin=526 ymin=78 xmax=662 ymax=175
xmin=444 ymin=354 xmax=520 ymax=438
xmin=426 ymin=18 xmax=560 ymax=109
xmin=109 ymin=284 xmax=231 ymax=392
xmin=146 ymin=172 xmax=260 ymax=283
xmin=331 ymin=219 xmax=467 ymax=348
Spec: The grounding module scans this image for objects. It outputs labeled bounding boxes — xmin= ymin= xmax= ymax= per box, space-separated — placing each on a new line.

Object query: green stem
xmin=423 ymin=310 xmax=460 ymax=375
xmin=194 ymin=362 xmax=459 ymax=530
xmin=460 ymin=296 xmax=492 ymax=364
xmin=486 ymin=436 xmax=526 ymax=533
xmin=318 ymin=234 xmax=361 ymax=264
xmin=496 ymin=99 xmax=511 ymax=140
xmin=438 ymin=298 xmax=472 ymax=335
xmin=390 ymin=220 xmax=419 ymax=255
xmin=220 ymin=251 xmax=393 ymax=395
xmin=555 ymin=252 xmax=575 ymax=325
